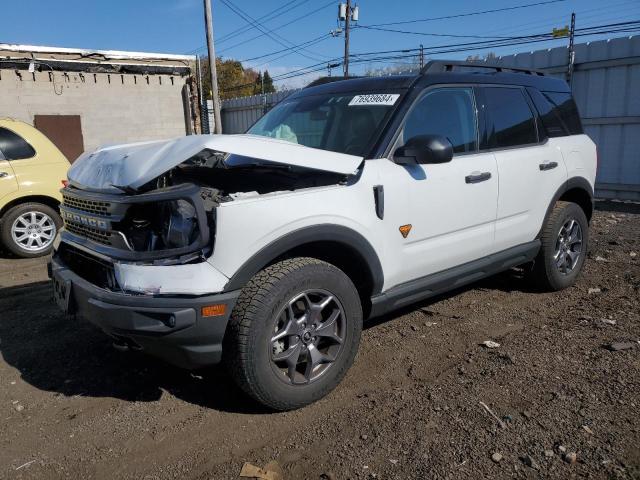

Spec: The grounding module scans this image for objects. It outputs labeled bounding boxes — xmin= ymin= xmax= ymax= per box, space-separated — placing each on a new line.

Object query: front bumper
xmin=49 ymin=255 xmax=240 ymax=369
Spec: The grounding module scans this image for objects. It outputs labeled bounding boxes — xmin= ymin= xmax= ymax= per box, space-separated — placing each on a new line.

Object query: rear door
xmin=480 ymin=86 xmax=567 ymax=252
xmin=0 ymin=130 xmax=19 ymax=202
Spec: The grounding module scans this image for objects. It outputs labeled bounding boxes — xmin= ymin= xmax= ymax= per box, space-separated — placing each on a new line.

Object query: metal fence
xmin=208 ymin=90 xmax=298 ymax=135
xmin=213 ymin=35 xmax=639 ymax=200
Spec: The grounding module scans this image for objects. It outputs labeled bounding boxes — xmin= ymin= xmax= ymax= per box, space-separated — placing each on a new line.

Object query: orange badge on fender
xmin=399 ymin=224 xmax=412 ymax=238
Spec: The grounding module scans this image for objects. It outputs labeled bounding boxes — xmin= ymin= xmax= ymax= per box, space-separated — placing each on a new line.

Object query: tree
xmin=262 ymin=71 xmax=276 ymax=94
xmin=200 ymin=56 xmax=262 ymax=99
xmin=253 ymin=72 xmax=263 ymax=95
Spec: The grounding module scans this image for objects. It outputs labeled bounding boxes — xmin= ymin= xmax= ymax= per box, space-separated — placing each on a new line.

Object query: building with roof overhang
xmin=0 ymin=43 xmax=199 ymax=161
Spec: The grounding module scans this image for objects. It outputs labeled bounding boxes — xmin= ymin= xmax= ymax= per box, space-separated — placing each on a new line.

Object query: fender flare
xmin=537 ymin=176 xmax=594 ymax=238
xmin=223 ymin=224 xmax=384 ymax=294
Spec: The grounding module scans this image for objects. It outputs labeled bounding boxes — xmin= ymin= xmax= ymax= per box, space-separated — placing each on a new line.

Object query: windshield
xmin=247 ymin=91 xmax=402 ymax=157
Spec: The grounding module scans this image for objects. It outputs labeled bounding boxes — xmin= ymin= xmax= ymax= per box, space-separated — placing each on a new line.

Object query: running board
xmin=368 ymin=240 xmax=541 ymax=318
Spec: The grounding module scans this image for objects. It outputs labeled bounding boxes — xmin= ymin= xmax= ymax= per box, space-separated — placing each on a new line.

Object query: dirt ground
xmin=0 ymin=201 xmax=638 ymax=480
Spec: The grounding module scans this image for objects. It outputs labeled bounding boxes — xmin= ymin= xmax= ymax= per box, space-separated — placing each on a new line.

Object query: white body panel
xmin=494 ymin=136 xmax=596 ymax=252
xmin=208 ymin=163 xmax=386 ymax=283
xmin=375 ymin=153 xmax=498 ymax=287
xmin=493 ymin=140 xmax=567 ymax=252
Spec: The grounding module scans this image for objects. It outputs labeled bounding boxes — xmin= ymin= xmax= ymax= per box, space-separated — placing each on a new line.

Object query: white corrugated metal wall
xmin=214 ymin=35 xmax=640 ymax=200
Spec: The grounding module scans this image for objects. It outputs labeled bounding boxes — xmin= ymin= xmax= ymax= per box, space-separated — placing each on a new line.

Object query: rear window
xmin=527 ymin=88 xmax=583 ymax=137
xmin=484 ymin=87 xmax=538 ymax=148
xmin=543 ymin=91 xmax=583 ymax=135
xmin=0 ymin=127 xmax=36 ymax=160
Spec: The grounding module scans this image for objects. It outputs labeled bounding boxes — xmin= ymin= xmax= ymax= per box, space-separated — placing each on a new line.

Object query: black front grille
xmin=65 ymin=222 xmax=113 ymax=245
xmin=58 ymin=243 xmax=120 ymax=291
xmin=62 ymin=193 xmax=112 ymax=216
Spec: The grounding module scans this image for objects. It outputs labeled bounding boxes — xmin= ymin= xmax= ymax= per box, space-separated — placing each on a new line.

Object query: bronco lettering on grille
xmin=62 ymin=210 xmax=110 ymax=231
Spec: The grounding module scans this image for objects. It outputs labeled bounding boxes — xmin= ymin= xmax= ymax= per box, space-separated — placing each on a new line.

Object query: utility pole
xmin=343 ymin=0 xmax=351 ymax=77
xmin=419 ymin=44 xmax=425 ymax=69
xmin=195 ymin=56 xmax=207 ymax=134
xmin=567 ymin=12 xmax=576 ymax=89
xmin=203 ymin=0 xmax=222 ymax=134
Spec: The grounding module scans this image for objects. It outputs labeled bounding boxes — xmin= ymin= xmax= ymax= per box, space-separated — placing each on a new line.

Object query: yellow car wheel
xmin=1 ymin=202 xmax=61 ymax=258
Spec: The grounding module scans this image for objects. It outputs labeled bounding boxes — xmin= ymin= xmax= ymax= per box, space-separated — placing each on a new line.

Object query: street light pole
xmin=203 ymin=0 xmax=222 ymax=134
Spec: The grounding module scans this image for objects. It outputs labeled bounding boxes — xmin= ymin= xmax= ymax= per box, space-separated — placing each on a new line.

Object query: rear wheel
xmin=0 ymin=203 xmax=61 ymax=258
xmin=223 ymin=257 xmax=362 ymax=411
xmin=530 ymin=201 xmax=588 ymax=291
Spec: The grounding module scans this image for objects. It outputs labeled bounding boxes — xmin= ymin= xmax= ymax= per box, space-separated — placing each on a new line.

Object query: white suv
xmin=50 ymin=61 xmax=597 ymax=410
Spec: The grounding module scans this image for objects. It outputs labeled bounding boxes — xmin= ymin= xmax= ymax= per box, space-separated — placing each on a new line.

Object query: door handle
xmin=0 ymin=171 xmax=9 ymax=178
xmin=465 ymin=171 xmax=492 ymax=184
xmin=539 ymin=161 xmax=558 ymax=171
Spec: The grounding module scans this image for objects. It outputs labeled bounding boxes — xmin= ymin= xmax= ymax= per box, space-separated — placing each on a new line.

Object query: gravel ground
xmin=0 ymin=201 xmax=638 ymax=480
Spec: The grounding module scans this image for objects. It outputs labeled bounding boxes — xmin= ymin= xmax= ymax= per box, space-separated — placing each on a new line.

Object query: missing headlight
xmin=164 ymin=199 xmax=197 ymax=248
xmin=121 ymin=199 xmax=200 ymax=252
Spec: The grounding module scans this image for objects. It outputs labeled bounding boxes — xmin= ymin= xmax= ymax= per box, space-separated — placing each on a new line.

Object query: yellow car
xmin=0 ymin=119 xmax=70 ymax=257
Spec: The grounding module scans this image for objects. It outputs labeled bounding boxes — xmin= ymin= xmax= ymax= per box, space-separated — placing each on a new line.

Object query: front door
xmin=379 ymin=86 xmax=498 ymax=288
xmin=0 ymin=137 xmax=19 ymax=203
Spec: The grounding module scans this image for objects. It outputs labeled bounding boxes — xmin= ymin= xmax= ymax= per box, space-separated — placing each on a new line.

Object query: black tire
xmin=223 ymin=257 xmax=363 ymax=411
xmin=0 ymin=202 xmax=61 ymax=258
xmin=530 ymin=201 xmax=589 ymax=291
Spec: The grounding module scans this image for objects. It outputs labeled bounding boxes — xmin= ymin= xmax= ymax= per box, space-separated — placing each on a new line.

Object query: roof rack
xmin=421 ymin=60 xmax=545 ymax=76
xmin=305 ymin=76 xmax=360 ymax=88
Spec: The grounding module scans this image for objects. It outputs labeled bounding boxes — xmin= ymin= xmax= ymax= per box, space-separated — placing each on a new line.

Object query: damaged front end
xmin=60 ymin=182 xmax=213 ymax=265
xmin=57 ymin=134 xmax=363 ymax=287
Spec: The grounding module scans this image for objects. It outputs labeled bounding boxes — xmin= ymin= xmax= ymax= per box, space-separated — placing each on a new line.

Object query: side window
xmin=484 ymin=87 xmax=538 ymax=148
xmin=527 ymin=87 xmax=567 ymax=137
xmin=542 ymin=91 xmax=583 ymax=135
xmin=0 ymin=127 xmax=36 ymax=160
xmin=402 ymin=88 xmax=477 ymax=154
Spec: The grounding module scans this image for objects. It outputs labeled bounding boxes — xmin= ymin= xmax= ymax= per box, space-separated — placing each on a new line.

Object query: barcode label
xmin=348 ymin=94 xmax=400 ymax=106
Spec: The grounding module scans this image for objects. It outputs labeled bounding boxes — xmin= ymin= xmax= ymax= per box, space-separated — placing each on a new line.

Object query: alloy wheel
xmin=270 ymin=289 xmax=346 ymax=385
xmin=553 ymin=218 xmax=583 ymax=274
xmin=11 ymin=211 xmax=56 ymax=252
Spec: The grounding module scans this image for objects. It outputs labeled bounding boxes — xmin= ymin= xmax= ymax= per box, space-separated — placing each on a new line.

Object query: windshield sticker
xmin=348 ymin=94 xmax=400 ymax=106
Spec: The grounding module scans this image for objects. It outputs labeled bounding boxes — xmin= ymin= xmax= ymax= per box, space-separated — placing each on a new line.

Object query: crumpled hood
xmin=68 ymin=134 xmax=364 ymax=192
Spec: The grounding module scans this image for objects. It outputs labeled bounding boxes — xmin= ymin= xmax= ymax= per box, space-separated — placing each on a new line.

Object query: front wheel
xmin=223 ymin=257 xmax=362 ymax=411
xmin=0 ymin=202 xmax=61 ymax=258
xmin=529 ymin=201 xmax=589 ymax=291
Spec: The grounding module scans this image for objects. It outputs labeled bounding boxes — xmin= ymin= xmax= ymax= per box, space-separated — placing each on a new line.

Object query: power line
xmin=218 ymin=0 xmax=324 ymax=62
xmin=240 ymin=33 xmax=331 ymax=63
xmin=218 ymin=0 xmax=335 ymax=57
xmin=249 ymin=36 xmax=334 ymax=68
xmin=364 ymin=0 xmax=568 ymax=28
xmin=186 ymin=0 xmax=307 ymax=53
xmin=218 ymin=20 xmax=640 ymax=94
xmin=355 ymin=25 xmax=534 ymax=39
xmin=216 ymin=0 xmax=303 ymax=44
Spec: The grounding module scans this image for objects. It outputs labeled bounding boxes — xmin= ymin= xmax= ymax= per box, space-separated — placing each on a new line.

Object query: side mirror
xmin=393 ymin=135 xmax=453 ymax=165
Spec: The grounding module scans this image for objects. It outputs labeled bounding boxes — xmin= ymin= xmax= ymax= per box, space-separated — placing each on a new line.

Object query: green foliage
xmin=200 ymin=56 xmax=276 ymax=99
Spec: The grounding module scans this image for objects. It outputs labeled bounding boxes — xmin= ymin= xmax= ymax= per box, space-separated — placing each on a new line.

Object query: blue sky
xmin=3 ymin=0 xmax=640 ymax=87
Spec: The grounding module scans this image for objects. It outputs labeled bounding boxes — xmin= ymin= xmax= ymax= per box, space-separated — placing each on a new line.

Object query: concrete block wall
xmin=0 ymin=69 xmax=189 ymax=158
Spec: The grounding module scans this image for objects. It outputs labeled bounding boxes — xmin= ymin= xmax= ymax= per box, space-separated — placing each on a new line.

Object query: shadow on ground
xmin=0 ymin=269 xmax=533 ymax=414
xmin=0 ymin=280 xmax=271 ymax=414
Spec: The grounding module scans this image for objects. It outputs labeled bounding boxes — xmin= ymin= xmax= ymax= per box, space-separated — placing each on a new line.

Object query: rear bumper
xmin=49 ymin=255 xmax=240 ymax=369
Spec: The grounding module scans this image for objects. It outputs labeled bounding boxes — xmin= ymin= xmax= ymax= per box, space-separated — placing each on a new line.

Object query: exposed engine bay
xmin=61 ymin=143 xmax=356 ymax=265
xmin=151 ymin=149 xmax=350 ymax=201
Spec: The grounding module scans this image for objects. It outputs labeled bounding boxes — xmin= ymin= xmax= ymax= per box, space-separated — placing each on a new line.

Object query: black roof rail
xmin=421 ymin=60 xmax=545 ymax=76
xmin=305 ymin=76 xmax=360 ymax=88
